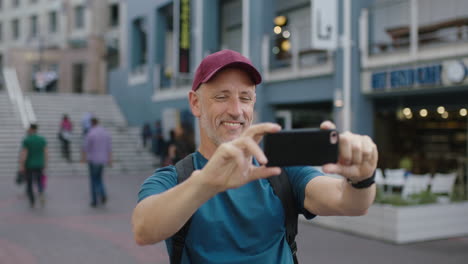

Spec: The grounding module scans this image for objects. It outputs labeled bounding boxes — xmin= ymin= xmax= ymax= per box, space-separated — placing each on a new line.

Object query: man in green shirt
xmin=19 ymin=124 xmax=48 ymax=208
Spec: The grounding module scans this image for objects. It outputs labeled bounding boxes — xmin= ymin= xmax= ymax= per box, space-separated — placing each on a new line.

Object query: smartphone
xmin=263 ymin=128 xmax=339 ymax=167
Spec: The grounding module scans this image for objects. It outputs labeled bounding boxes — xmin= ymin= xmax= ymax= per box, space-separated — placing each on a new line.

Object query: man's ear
xmin=189 ymin=91 xmax=201 ymax=117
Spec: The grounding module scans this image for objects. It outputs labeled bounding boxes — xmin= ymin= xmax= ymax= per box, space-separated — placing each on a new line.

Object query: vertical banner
xmin=179 ymin=0 xmax=191 ymax=73
xmin=311 ymin=0 xmax=337 ymax=50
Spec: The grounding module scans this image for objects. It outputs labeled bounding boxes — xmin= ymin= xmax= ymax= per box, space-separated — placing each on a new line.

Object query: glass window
xmin=72 ymin=63 xmax=85 ymax=93
xmin=157 ymin=4 xmax=174 ymax=88
xmin=369 ymin=0 xmax=410 ymax=54
xmin=11 ymin=18 xmax=20 ymax=40
xmin=0 ymin=22 xmax=3 ymax=42
xmin=281 ymin=7 xmax=310 ymax=51
xmin=30 ymin=15 xmax=38 ymax=38
xmin=220 ymin=0 xmax=242 ymax=52
xmin=12 ymin=0 xmax=19 ymax=8
xmin=0 ymin=53 xmax=4 ymax=91
xmin=107 ymin=39 xmax=120 ymax=70
xmin=132 ymin=17 xmax=147 ymax=69
xmin=49 ymin=11 xmax=58 ymax=33
xmin=109 ymin=3 xmax=119 ymax=27
xmin=75 ymin=5 xmax=85 ymax=29
xmin=418 ymin=0 xmax=468 ymax=45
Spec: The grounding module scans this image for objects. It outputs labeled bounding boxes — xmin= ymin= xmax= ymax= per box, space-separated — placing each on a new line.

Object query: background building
xmin=0 ymin=0 xmax=124 ymax=94
xmin=108 ymin=0 xmax=373 ymax=140
xmin=361 ymin=0 xmax=468 ymax=177
xmin=108 ymin=0 xmax=467 ymax=190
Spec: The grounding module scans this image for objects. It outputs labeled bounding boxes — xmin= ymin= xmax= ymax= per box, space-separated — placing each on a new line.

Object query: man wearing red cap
xmin=133 ymin=50 xmax=377 ymax=263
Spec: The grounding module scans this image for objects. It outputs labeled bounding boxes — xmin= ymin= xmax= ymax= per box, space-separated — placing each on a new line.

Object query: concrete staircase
xmin=0 ymin=92 xmax=157 ymax=179
xmin=0 ymin=93 xmax=26 ymax=179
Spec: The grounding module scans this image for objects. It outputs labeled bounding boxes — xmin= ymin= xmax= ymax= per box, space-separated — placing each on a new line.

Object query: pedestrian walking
xmin=132 ymin=50 xmax=378 ymax=263
xmin=151 ymin=120 xmax=165 ymax=166
xmin=58 ymin=114 xmax=73 ymax=161
xmin=141 ymin=122 xmax=152 ymax=149
xmin=81 ymin=112 xmax=93 ymax=136
xmin=19 ymin=124 xmax=48 ymax=208
xmin=167 ymin=126 xmax=194 ymax=164
xmin=81 ymin=117 xmax=112 ymax=208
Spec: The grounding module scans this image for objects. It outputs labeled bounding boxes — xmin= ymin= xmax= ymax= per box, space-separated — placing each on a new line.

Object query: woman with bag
xmin=58 ymin=114 xmax=73 ymax=162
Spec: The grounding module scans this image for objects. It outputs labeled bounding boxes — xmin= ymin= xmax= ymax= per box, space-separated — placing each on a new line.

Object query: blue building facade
xmin=109 ymin=0 xmax=468 ymax=180
xmin=109 ymin=0 xmax=374 ymax=141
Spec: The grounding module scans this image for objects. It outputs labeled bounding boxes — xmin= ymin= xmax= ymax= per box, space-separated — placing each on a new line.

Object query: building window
xmin=131 ymin=17 xmax=147 ymax=71
xmin=75 ymin=5 xmax=85 ymax=29
xmin=109 ymin=3 xmax=119 ymax=27
xmin=0 ymin=53 xmax=3 ymax=91
xmin=49 ymin=11 xmax=58 ymax=33
xmin=369 ymin=0 xmax=468 ymax=55
xmin=30 ymin=15 xmax=38 ymax=38
xmin=12 ymin=0 xmax=19 ymax=8
xmin=72 ymin=63 xmax=85 ymax=93
xmin=0 ymin=0 xmax=3 ymax=11
xmin=107 ymin=39 xmax=120 ymax=70
xmin=30 ymin=0 xmax=37 ymax=4
xmin=0 ymin=22 xmax=3 ymax=43
xmin=220 ymin=0 xmax=242 ymax=52
xmin=11 ymin=18 xmax=20 ymax=40
xmin=153 ymin=4 xmax=175 ymax=89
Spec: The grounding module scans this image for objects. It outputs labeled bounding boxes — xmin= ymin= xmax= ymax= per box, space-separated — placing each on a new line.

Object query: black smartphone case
xmin=263 ymin=129 xmax=339 ymax=167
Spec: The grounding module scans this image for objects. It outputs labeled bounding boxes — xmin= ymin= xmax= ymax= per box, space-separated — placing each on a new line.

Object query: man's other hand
xmin=320 ymin=121 xmax=378 ymax=182
xmin=199 ymin=123 xmax=282 ymax=193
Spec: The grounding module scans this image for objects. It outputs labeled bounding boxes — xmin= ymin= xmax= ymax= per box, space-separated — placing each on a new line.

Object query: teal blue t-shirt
xmin=138 ymin=151 xmax=322 ymax=264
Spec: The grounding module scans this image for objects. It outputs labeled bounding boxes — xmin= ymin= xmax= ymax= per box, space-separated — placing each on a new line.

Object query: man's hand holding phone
xmin=263 ymin=120 xmax=378 ymax=182
xmin=319 ymin=121 xmax=378 ymax=182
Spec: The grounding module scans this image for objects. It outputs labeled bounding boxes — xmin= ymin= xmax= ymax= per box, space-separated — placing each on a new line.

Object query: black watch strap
xmin=348 ymin=171 xmax=376 ymax=189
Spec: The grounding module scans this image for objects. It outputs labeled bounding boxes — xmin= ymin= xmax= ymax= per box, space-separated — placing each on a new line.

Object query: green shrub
xmin=374 ymin=189 xmax=437 ymax=206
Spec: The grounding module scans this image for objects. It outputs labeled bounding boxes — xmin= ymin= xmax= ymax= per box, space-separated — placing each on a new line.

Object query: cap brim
xmin=201 ymin=61 xmax=262 ymax=86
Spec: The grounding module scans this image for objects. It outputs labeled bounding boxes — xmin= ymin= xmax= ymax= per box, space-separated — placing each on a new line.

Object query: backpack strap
xmin=171 ymin=154 xmax=194 ymax=264
xmin=268 ymin=169 xmax=299 ymax=264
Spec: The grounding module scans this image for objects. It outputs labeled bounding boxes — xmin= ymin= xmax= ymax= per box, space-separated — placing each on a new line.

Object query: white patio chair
xmin=384 ymin=168 xmax=406 ymax=187
xmin=431 ymin=172 xmax=457 ymax=195
xmin=384 ymin=168 xmax=406 ymax=194
xmin=375 ymin=168 xmax=385 ymax=186
xmin=402 ymin=173 xmax=431 ymax=198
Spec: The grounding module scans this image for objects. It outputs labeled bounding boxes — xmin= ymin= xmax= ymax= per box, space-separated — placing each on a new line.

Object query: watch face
xmin=446 ymin=61 xmax=466 ymax=83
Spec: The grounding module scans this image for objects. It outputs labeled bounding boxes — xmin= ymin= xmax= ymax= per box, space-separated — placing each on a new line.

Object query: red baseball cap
xmin=191 ymin=49 xmax=262 ymax=91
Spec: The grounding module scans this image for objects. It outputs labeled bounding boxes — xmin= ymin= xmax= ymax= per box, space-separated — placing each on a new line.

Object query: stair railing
xmin=2 ymin=68 xmax=37 ymax=128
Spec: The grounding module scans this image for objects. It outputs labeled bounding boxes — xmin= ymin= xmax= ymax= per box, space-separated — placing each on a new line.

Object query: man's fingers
xmin=243 ymin=123 xmax=281 ymax=143
xmin=234 ymin=137 xmax=268 ymax=165
xmin=338 ymin=132 xmax=352 ymax=166
xmin=351 ymin=138 xmax=363 ymax=165
xmin=250 ymin=166 xmax=281 ymax=180
xmin=322 ymin=163 xmax=340 ymax=175
xmin=322 ymin=163 xmax=360 ymax=179
xmin=320 ymin=120 xmax=336 ymax=130
xmin=361 ymin=136 xmax=372 ymax=161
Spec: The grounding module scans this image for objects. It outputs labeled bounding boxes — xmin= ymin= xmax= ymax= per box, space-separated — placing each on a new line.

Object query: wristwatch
xmin=347 ymin=171 xmax=376 ymax=189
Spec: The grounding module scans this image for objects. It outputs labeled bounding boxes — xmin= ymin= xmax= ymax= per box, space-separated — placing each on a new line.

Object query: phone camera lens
xmin=330 ymin=131 xmax=338 ymax=144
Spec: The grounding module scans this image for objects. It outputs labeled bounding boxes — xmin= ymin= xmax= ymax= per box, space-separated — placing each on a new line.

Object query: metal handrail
xmin=2 ymin=68 xmax=37 ymax=128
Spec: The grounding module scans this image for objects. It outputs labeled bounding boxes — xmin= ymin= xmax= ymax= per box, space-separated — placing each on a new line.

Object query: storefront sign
xmin=311 ymin=0 xmax=337 ymax=50
xmin=179 ymin=0 xmax=191 ymax=73
xmin=371 ymin=64 xmax=442 ymax=90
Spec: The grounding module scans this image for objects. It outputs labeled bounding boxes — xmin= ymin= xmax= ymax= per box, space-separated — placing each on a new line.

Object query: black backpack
xmin=171 ymin=154 xmax=299 ymax=264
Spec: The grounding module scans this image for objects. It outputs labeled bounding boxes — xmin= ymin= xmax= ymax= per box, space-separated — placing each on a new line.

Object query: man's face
xmin=192 ymin=68 xmax=256 ymax=147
